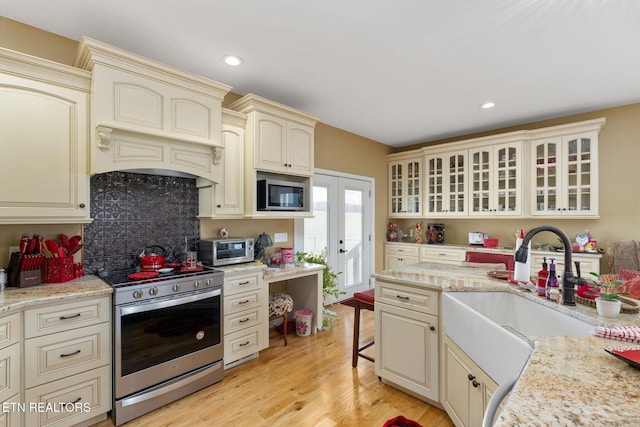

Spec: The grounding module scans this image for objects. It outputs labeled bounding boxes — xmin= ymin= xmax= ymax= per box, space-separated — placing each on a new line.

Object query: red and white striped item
xmin=592 ymin=326 xmax=640 ymax=343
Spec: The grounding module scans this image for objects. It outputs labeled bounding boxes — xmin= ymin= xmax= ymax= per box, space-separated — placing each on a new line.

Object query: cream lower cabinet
xmin=442 ymin=334 xmax=498 ymax=427
xmin=23 ymin=297 xmax=111 ymax=427
xmin=223 ymin=271 xmax=268 ymax=368
xmin=0 ymin=48 xmax=91 ymax=224
xmin=374 ymin=279 xmax=439 ymax=403
xmin=384 ymin=243 xmax=419 ymax=270
xmin=0 ymin=313 xmax=21 ymax=427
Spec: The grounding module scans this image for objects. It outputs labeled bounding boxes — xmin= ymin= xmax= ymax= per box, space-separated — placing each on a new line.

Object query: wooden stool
xmin=352 ymin=288 xmax=375 ymax=367
xmin=269 ymin=293 xmax=294 ymax=346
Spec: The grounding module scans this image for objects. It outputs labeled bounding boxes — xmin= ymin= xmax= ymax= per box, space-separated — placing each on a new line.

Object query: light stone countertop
xmin=0 ymin=275 xmax=112 ymax=314
xmin=374 ymin=262 xmax=640 ymax=426
xmin=262 ymin=262 xmax=323 ymax=282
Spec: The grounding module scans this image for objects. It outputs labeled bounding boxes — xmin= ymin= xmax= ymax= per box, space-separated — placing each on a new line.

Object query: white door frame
xmin=294 ymin=168 xmax=376 ymax=298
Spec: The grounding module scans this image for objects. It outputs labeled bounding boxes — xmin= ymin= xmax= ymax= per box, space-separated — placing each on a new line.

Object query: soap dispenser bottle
xmin=537 ymin=257 xmax=549 ymax=297
xmin=545 ymin=258 xmax=559 ymax=301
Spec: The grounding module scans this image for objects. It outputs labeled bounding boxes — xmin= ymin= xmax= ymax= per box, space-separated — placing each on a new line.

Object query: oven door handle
xmin=120 ymin=289 xmax=221 ymax=316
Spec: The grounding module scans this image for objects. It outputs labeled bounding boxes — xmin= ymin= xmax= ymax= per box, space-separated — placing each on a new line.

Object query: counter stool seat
xmin=352 ymin=288 xmax=375 ymax=367
xmin=269 ymin=293 xmax=294 ymax=346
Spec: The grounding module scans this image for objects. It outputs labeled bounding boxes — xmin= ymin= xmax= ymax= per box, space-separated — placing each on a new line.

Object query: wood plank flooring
xmin=93 ymin=303 xmax=454 ymax=427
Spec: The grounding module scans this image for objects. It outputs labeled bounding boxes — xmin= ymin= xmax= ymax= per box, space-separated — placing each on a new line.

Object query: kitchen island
xmin=373 ymin=262 xmax=640 ymax=426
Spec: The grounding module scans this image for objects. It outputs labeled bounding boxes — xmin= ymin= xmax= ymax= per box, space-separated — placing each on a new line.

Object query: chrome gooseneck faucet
xmin=514 ymin=225 xmax=586 ymax=306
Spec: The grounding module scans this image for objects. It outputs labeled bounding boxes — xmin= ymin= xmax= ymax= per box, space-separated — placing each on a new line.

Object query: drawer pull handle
xmin=396 ymin=295 xmax=410 ymax=300
xmin=239 ymin=341 xmax=251 ymax=347
xmin=238 ymin=299 xmax=250 ymax=304
xmin=65 ymin=397 xmax=82 ymax=405
xmin=239 ymin=281 xmax=250 ymax=285
xmin=59 ymin=313 xmax=82 ymax=320
xmin=60 ymin=349 xmax=81 ymax=358
xmin=239 ymin=318 xmax=250 ymax=323
xmin=438 ymin=253 xmax=447 ymax=256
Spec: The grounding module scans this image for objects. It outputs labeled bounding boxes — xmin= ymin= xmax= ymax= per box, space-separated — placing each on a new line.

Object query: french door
xmin=300 ymin=172 xmax=373 ymax=302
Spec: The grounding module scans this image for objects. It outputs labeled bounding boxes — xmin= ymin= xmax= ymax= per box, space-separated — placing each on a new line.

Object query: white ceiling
xmin=2 ymin=1 xmax=639 ymax=147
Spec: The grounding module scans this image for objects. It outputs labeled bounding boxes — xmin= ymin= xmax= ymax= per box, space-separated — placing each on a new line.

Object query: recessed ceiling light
xmin=481 ymin=102 xmax=496 ymax=109
xmin=222 ymin=55 xmax=243 ymax=66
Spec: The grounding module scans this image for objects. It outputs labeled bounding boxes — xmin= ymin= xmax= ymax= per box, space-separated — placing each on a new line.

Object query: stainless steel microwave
xmin=257 ymin=179 xmax=305 ymax=211
xmin=198 ymin=238 xmax=255 ymax=266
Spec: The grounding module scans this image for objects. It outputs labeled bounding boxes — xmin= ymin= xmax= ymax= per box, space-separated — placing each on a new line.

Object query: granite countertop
xmin=375 ymin=262 xmax=640 ymax=425
xmin=0 ymin=275 xmax=112 ymax=314
xmin=263 ymin=262 xmax=324 ymax=282
xmin=386 ymin=241 xmax=603 ymax=257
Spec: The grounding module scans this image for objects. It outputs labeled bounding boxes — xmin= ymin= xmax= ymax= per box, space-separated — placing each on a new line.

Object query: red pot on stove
xmin=139 ymin=246 xmax=166 ymax=271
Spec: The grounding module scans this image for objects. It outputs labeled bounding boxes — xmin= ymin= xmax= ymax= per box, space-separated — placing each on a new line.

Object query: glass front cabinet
xmin=425 ymin=150 xmax=467 ymax=216
xmin=469 ymin=141 xmax=522 ymax=216
xmin=389 ymin=155 xmax=423 ymax=217
xmin=530 ymin=131 xmax=599 ymax=217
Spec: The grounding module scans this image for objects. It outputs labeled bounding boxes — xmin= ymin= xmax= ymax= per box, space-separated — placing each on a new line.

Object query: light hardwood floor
xmin=93 ymin=303 xmax=454 ymax=427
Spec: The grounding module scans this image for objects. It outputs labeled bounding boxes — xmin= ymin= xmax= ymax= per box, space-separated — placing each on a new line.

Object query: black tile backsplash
xmin=83 ymin=172 xmax=199 ymax=274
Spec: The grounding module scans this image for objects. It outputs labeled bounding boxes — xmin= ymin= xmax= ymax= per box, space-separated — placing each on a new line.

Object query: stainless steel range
xmin=99 ymin=267 xmax=224 ymax=426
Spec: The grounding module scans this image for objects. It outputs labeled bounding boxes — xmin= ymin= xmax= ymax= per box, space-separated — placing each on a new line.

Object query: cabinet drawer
xmin=24 ymin=322 xmax=110 ymax=388
xmin=420 ymin=246 xmax=465 ymax=264
xmin=224 ymin=289 xmax=263 ymax=316
xmin=0 ymin=313 xmax=20 ymax=351
xmin=24 ymin=365 xmax=111 ymax=427
xmin=385 ymin=243 xmax=420 ymax=257
xmin=224 ymin=325 xmax=266 ymax=365
xmin=530 ymin=254 xmax=599 ymax=276
xmin=376 ymin=280 xmax=439 ymax=315
xmin=0 ymin=343 xmax=20 ymax=403
xmin=24 ymin=297 xmax=110 ymax=338
xmin=224 ymin=273 xmax=262 ymax=296
xmin=0 ymin=393 xmax=21 ymax=427
xmin=224 ymin=306 xmax=264 ymax=335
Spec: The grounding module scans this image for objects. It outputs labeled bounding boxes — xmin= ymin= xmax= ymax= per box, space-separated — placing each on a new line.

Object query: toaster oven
xmin=199 ymin=238 xmax=255 ymax=266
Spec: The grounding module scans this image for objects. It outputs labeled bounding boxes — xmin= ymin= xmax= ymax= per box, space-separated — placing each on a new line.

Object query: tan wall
xmin=391 ymin=103 xmax=640 ymax=272
xmin=0 ymin=17 xmax=77 ymax=64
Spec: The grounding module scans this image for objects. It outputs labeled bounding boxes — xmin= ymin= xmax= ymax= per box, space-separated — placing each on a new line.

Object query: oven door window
xmin=120 ymin=292 xmax=221 ymax=377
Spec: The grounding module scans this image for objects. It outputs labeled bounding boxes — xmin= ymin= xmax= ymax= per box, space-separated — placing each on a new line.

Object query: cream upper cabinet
xmin=425 ymin=150 xmax=467 ymax=216
xmin=198 ymin=109 xmax=246 ymax=218
xmin=469 ymin=141 xmax=522 ymax=217
xmin=0 ymin=48 xmax=91 ymax=224
xmin=530 ymin=126 xmax=602 ymax=217
xmin=230 ymin=94 xmax=318 ymax=178
xmin=74 ymin=37 xmax=231 ymax=183
xmin=388 ymin=152 xmax=423 ymax=217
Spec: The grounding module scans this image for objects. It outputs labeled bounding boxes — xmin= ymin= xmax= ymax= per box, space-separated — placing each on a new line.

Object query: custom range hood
xmin=73 ymin=37 xmax=232 ymax=184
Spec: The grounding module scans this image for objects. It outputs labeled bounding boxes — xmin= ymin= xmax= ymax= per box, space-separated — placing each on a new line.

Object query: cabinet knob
xmin=79 ymin=203 xmax=86 ymax=208
xmin=429 ymin=325 xmax=436 ymax=331
xmin=472 ymin=380 xmax=480 ymax=388
xmin=468 ymin=374 xmax=475 ymax=381
xmin=216 ymin=204 xmax=221 ymax=208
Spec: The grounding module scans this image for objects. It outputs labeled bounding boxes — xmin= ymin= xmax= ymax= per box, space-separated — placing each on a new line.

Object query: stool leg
xmin=352 ymin=302 xmax=361 ymax=367
xmin=283 ymin=311 xmax=288 ymax=346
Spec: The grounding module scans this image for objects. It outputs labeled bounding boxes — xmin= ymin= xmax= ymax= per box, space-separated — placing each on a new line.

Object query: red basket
xmin=483 ymin=238 xmax=499 ymax=248
xmin=43 ymin=256 xmax=75 ymax=283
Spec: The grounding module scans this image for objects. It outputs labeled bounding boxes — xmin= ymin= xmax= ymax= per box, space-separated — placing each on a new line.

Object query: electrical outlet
xmin=274 ymin=233 xmax=288 ymax=243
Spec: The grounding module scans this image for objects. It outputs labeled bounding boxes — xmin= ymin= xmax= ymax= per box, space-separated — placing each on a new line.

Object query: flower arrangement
xmin=587 ymin=272 xmax=629 ymax=301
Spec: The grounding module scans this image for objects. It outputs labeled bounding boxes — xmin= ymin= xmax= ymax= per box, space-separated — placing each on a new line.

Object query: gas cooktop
xmin=98 ymin=266 xmax=222 ymax=288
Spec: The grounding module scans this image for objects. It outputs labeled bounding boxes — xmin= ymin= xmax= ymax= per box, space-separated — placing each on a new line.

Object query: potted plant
xmin=296 ymin=248 xmax=344 ymax=304
xmin=586 ymin=272 xmax=628 ymax=317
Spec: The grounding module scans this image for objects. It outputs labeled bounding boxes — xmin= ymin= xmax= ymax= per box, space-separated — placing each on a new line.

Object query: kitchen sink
xmin=442 ymin=291 xmax=593 ymax=385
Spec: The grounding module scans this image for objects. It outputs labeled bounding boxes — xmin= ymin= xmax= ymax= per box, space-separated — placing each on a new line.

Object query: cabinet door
xmin=470 ymin=142 xmax=521 ymax=216
xmin=286 ymin=122 xmax=314 ymax=176
xmin=214 ymin=122 xmax=245 ymax=216
xmin=375 ymin=302 xmax=439 ymax=402
xmin=442 ymin=336 xmax=473 ymax=427
xmin=427 ymin=152 xmax=467 ymax=216
xmin=254 ymin=112 xmax=287 ymax=172
xmin=389 ymin=158 xmax=422 ymax=217
xmin=0 ymin=72 xmax=90 ymax=223
xmin=531 ymin=133 xmax=598 ymax=217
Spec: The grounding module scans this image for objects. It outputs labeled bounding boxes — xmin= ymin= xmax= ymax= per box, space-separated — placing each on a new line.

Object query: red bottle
xmin=537 ymin=257 xmax=549 ymax=297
